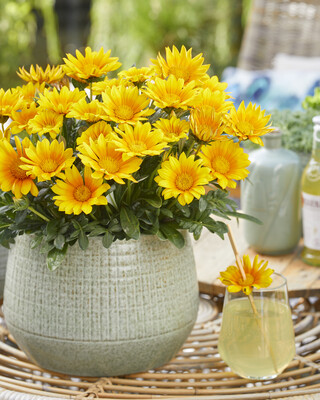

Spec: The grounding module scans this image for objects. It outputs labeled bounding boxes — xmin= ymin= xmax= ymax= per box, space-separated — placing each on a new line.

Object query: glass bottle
xmin=301 ymin=115 xmax=320 ymax=266
xmin=241 ymin=128 xmax=301 ymax=255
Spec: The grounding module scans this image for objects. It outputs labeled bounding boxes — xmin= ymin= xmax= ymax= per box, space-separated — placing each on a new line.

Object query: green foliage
xmin=271 ymin=109 xmax=318 ymax=154
xmin=302 ymin=87 xmax=320 ymax=112
xmin=243 ymin=108 xmax=318 ymax=154
xmin=0 ymin=0 xmax=36 ymax=88
xmin=89 ymin=0 xmax=247 ymax=77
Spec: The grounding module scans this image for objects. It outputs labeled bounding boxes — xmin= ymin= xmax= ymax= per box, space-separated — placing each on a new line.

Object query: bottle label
xmin=302 ymin=192 xmax=320 ymax=250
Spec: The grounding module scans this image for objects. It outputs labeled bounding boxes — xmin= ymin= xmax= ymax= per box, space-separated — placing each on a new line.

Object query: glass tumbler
xmin=218 ymin=273 xmax=296 ymax=380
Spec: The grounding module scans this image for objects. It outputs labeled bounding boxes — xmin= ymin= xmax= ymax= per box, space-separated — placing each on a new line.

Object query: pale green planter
xmin=0 ymin=246 xmax=8 ymax=299
xmin=3 ymin=233 xmax=199 ymax=377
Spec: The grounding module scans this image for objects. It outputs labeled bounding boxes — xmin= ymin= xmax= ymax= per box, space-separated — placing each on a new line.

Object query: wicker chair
xmin=238 ymin=0 xmax=320 ymax=70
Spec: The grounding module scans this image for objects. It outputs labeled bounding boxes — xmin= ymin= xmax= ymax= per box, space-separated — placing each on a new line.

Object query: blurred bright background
xmin=0 ymin=0 xmax=252 ymax=89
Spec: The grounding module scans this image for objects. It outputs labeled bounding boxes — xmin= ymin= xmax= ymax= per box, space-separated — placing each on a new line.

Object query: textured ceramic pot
xmin=3 ymin=233 xmax=199 ymax=377
xmin=0 ymin=246 xmax=8 ymax=299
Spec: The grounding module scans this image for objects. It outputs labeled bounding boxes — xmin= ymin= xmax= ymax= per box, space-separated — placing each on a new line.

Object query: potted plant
xmin=0 ymin=46 xmax=271 ymax=376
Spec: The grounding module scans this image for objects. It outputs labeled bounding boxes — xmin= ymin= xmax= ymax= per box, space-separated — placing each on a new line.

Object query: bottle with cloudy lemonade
xmin=301 ymin=116 xmax=320 ymax=266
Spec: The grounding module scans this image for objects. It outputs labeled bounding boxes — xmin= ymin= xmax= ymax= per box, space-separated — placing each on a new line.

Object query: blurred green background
xmin=0 ymin=0 xmax=252 ymax=89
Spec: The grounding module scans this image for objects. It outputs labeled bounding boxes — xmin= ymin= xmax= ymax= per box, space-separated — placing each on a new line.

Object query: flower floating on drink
xmin=219 ymin=254 xmax=274 ymax=295
xmin=218 ymin=244 xmax=296 ymax=381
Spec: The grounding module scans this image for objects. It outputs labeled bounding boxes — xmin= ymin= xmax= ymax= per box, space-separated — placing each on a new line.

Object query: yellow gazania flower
xmin=155 ymin=153 xmax=211 ymax=206
xmin=76 ymin=121 xmax=114 ymax=147
xmin=190 ymin=106 xmax=225 ymax=143
xmin=153 ymin=113 xmax=189 ymax=143
xmin=52 ymin=166 xmax=109 ymax=215
xmin=225 ymin=101 xmax=273 ymax=146
xmin=219 ymin=255 xmax=274 ymax=295
xmin=0 ymin=88 xmax=23 ymax=119
xmin=0 ymin=136 xmax=38 ymax=199
xmin=193 ymin=87 xmax=232 ymax=114
xmin=17 ymin=65 xmax=65 ymax=84
xmin=63 ymin=47 xmax=121 ymax=82
xmin=101 ymin=85 xmax=154 ymax=125
xmin=201 ymin=75 xmax=229 ymax=93
xmin=118 ymin=66 xmax=155 ymax=84
xmin=151 ymin=45 xmax=209 ymax=85
xmin=28 ymin=110 xmax=64 ymax=139
xmin=66 ymin=98 xmax=107 ymax=123
xmin=78 ymin=134 xmax=142 ymax=184
xmin=16 ymin=82 xmax=46 ymax=105
xmin=144 ymin=75 xmax=197 ymax=110
xmin=20 ymin=139 xmax=75 ymax=182
xmin=91 ymin=78 xmax=132 ymax=96
xmin=113 ymin=122 xmax=167 ymax=160
xmin=37 ymin=86 xmax=86 ymax=115
xmin=10 ymin=102 xmax=38 ymax=135
xmin=199 ymin=140 xmax=250 ymax=189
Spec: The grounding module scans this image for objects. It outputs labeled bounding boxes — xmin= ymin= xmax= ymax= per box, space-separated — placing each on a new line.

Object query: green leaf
xmin=88 ymin=226 xmax=108 ymax=236
xmin=160 ymin=224 xmax=185 ymax=249
xmin=199 ymin=197 xmax=207 ymax=213
xmin=47 ymin=245 xmax=68 ymax=271
xmin=79 ymin=230 xmax=89 ymax=250
xmin=120 ymin=207 xmax=140 ymax=240
xmin=160 ymin=208 xmax=173 ymax=219
xmin=102 ymin=231 xmax=114 ymax=248
xmin=227 ymin=211 xmax=262 ymax=224
xmin=143 ymin=195 xmax=162 ymax=208
xmin=54 ymin=234 xmax=65 ymax=250
xmin=47 ymin=219 xmax=60 ymax=236
xmin=30 ymin=235 xmax=43 ymax=249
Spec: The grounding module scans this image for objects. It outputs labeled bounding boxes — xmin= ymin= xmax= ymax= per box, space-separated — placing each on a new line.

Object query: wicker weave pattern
xmin=238 ymin=0 xmax=320 ymax=70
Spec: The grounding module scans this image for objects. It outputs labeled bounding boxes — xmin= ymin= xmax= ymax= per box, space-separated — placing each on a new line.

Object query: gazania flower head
xmin=201 ymin=75 xmax=229 ymax=94
xmin=144 ymin=75 xmax=197 ymax=110
xmin=0 ymin=136 xmax=38 ymax=199
xmin=0 ymin=88 xmax=23 ymax=120
xmin=10 ymin=102 xmax=38 ymax=135
xmin=66 ymin=98 xmax=107 ymax=122
xmin=101 ymin=85 xmax=154 ymax=125
xmin=225 ymin=101 xmax=273 ymax=146
xmin=16 ymin=82 xmax=46 ymax=105
xmin=28 ymin=110 xmax=64 ymax=139
xmin=113 ymin=122 xmax=167 ymax=160
xmin=63 ymin=47 xmax=121 ymax=82
xmin=78 ymin=134 xmax=142 ymax=184
xmin=193 ymin=87 xmax=232 ymax=114
xmin=155 ymin=153 xmax=211 ymax=206
xmin=76 ymin=121 xmax=114 ymax=147
xmin=20 ymin=138 xmax=75 ymax=182
xmin=153 ymin=112 xmax=189 ymax=143
xmin=219 ymin=255 xmax=274 ymax=295
xmin=190 ymin=106 xmax=225 ymax=143
xmin=199 ymin=140 xmax=250 ymax=189
xmin=17 ymin=65 xmax=65 ymax=84
xmin=91 ymin=78 xmax=131 ymax=96
xmin=118 ymin=66 xmax=155 ymax=84
xmin=37 ymin=86 xmax=86 ymax=115
xmin=151 ymin=45 xmax=209 ymax=85
xmin=52 ymin=166 xmax=109 ymax=215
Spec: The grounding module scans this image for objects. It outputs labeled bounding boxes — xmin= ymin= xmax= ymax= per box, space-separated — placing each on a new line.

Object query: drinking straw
xmin=227 ymin=225 xmax=279 ymax=374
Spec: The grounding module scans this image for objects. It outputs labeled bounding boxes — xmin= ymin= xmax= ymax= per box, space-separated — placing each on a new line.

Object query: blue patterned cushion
xmin=222 ymin=67 xmax=320 ymax=110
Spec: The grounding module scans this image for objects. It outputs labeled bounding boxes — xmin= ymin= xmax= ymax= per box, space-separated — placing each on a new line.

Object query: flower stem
xmin=28 ymin=206 xmax=50 ymax=222
xmin=227 ymin=225 xmax=279 ymax=374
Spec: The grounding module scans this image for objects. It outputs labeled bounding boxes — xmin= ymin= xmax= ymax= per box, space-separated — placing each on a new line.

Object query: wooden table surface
xmin=193 ymin=216 xmax=320 ymax=298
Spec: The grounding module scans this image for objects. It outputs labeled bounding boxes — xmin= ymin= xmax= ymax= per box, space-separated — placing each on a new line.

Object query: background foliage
xmin=0 ymin=0 xmax=251 ymax=89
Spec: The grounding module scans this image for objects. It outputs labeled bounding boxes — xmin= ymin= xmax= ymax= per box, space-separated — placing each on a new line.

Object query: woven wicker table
xmin=0 ymin=293 xmax=320 ymax=400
